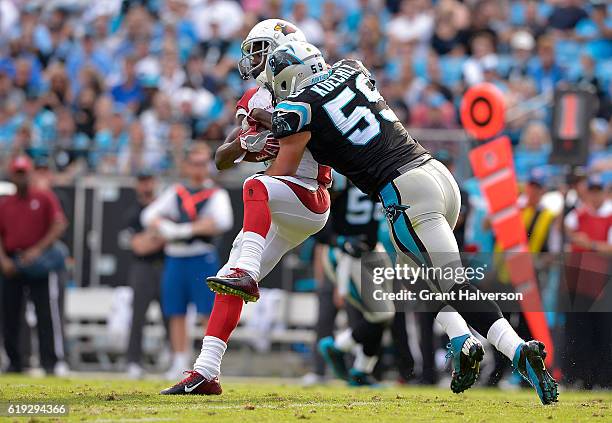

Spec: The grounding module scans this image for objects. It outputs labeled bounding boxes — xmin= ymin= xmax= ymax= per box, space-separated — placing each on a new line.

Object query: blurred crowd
xmin=0 ymin=0 xmax=610 ymax=184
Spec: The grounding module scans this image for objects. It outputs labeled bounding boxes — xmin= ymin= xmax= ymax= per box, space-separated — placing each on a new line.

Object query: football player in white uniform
xmin=161 ymin=20 xmax=332 ymax=396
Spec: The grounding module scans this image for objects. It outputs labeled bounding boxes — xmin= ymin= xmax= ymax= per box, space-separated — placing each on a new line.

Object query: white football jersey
xmin=236 ymin=86 xmax=331 ymax=190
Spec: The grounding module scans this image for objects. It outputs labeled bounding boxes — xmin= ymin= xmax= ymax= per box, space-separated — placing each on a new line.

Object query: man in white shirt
xmin=141 ymin=142 xmax=233 ymax=379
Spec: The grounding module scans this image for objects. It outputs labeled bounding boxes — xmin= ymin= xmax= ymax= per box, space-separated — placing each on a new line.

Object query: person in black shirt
xmin=264 ymin=41 xmax=558 ymax=404
xmin=124 ymin=172 xmax=165 ymax=379
xmin=315 ymin=171 xmax=394 ymax=386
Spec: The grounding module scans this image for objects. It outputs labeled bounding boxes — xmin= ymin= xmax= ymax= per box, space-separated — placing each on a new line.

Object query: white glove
xmin=157 ymin=220 xmax=193 ymax=241
xmin=240 ymin=129 xmax=272 ymax=153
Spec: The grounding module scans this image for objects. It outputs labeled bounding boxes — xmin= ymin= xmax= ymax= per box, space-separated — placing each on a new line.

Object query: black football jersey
xmin=272 ymin=59 xmax=428 ymax=197
xmin=329 ymin=171 xmax=380 ymax=241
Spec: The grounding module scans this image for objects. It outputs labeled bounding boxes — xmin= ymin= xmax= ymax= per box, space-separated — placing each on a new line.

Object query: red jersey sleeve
xmin=236 ymin=87 xmax=258 ymax=118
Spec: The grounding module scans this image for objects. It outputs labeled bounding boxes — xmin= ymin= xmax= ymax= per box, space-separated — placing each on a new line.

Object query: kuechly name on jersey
xmin=272 ymin=59 xmax=428 ymax=197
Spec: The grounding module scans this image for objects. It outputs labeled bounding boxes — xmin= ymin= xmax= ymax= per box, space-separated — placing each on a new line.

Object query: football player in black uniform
xmin=260 ymin=41 xmax=557 ymax=404
xmin=315 ymin=171 xmax=394 ymax=386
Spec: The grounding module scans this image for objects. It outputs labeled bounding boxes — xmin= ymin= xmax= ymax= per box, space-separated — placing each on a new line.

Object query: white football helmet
xmin=265 ymin=41 xmax=328 ymax=101
xmin=238 ymin=19 xmax=306 ymax=81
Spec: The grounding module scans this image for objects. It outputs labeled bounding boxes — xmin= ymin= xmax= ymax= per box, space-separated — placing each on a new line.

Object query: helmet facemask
xmin=238 ymin=38 xmax=274 ymax=80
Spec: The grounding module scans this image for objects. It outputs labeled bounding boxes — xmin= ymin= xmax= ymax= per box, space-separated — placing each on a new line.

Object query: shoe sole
xmin=523 ymin=342 xmax=559 ymax=405
xmin=318 ymin=340 xmax=349 ymax=381
xmin=207 ymin=279 xmax=259 ymax=303
xmin=451 ymin=342 xmax=484 ymax=394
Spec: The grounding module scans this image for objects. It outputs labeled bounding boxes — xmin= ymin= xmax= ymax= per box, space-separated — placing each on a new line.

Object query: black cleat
xmin=446 ymin=334 xmax=485 ymax=394
xmin=207 ymin=268 xmax=260 ymax=303
xmin=348 ymin=369 xmax=379 ymax=387
xmin=513 ymin=340 xmax=559 ymax=405
xmin=318 ymin=336 xmax=349 ymax=380
xmin=160 ymin=371 xmax=222 ymax=395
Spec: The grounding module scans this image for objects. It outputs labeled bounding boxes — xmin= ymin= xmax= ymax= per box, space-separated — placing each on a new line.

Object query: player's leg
xmin=319 ymin=247 xmax=393 ymax=385
xmin=207 ymin=175 xmax=329 ymax=301
xmin=383 ymin=160 xmax=557 ymax=403
xmin=381 ymin=163 xmax=487 ymax=393
xmin=167 ymin=179 xmax=328 ymax=395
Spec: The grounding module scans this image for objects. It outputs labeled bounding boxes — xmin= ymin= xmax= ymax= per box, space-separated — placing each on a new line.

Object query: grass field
xmin=0 ymin=375 xmax=611 ymax=422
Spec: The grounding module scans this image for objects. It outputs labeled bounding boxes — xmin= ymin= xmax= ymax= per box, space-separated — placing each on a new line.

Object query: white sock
xmin=334 ymin=328 xmax=356 ymax=352
xmin=353 ymin=345 xmax=377 ymax=374
xmin=235 ymin=231 xmax=265 ymax=280
xmin=487 ymin=317 xmax=525 ymax=361
xmin=193 ymin=336 xmax=227 ymax=380
xmin=435 ymin=305 xmax=471 ymax=339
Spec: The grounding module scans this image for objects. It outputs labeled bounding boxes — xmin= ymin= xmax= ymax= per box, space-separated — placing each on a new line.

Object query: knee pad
xmin=243 ymin=178 xmax=269 ymax=202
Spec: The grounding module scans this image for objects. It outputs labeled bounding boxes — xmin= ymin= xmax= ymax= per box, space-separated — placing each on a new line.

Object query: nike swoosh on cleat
xmin=184 ymin=380 xmax=205 ymax=393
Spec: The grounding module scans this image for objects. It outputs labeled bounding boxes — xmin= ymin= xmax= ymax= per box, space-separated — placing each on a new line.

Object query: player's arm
xmin=265 ymin=131 xmax=311 ymax=176
xmin=266 ymin=101 xmax=313 ymax=176
xmin=215 ymin=125 xmax=245 ymax=170
xmin=249 ymin=108 xmax=272 ymax=129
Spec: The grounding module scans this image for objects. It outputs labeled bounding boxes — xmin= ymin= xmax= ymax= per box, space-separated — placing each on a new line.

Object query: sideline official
xmin=0 ymin=156 xmax=68 ymax=374
xmin=142 ymin=142 xmax=233 ymax=379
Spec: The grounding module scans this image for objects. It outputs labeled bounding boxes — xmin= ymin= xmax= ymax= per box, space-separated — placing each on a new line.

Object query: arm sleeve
xmin=272 ymin=100 xmax=312 ymax=139
xmin=200 ymin=189 xmax=234 ymax=233
xmin=141 ymin=186 xmax=178 ymax=227
xmin=236 ymin=87 xmax=258 ymax=119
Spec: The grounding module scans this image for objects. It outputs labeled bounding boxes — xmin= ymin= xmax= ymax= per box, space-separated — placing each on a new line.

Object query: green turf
xmin=0 ymin=375 xmax=610 ymax=422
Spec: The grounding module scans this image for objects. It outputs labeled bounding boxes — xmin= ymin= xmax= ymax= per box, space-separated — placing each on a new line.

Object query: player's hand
xmin=20 ymin=246 xmax=43 ymax=265
xmin=339 ymin=236 xmax=372 ymax=258
xmin=0 ymin=257 xmax=16 ymax=277
xmin=240 ymin=129 xmax=273 ymax=153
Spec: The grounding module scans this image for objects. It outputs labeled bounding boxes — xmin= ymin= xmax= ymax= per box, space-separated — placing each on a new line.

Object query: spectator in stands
xmin=462 ymin=31 xmax=497 ymax=86
xmin=140 ymin=91 xmax=172 ymax=168
xmin=564 ymin=176 xmax=612 ymax=389
xmin=574 ymin=53 xmax=610 ymax=119
xmin=575 ymin=0 xmax=612 ymax=61
xmin=386 ymin=0 xmax=434 ymax=45
xmin=548 ymin=0 xmax=588 ymax=32
xmin=0 ymin=155 xmax=67 ymax=374
xmin=141 ymin=142 xmax=233 ymax=380
xmin=118 ymin=120 xmax=157 ymax=176
xmin=93 ymin=104 xmax=128 ymax=173
xmin=124 ymin=172 xmax=166 ymax=379
xmin=290 ymin=2 xmax=324 ymax=46
xmin=430 ymin=1 xmax=469 ymax=56
xmin=65 ymin=29 xmax=114 ymax=85
xmin=514 ymin=121 xmax=552 ymax=181
xmin=527 ymin=35 xmax=565 ymax=95
xmin=48 ymin=108 xmax=88 ymax=183
xmin=111 ymin=56 xmax=144 ymax=114
xmin=507 ymin=30 xmax=536 ymax=81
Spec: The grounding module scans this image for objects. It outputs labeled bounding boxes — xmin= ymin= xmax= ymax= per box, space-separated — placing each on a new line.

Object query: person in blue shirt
xmin=575 ymin=1 xmax=612 ymax=62
xmin=111 ymin=56 xmax=144 ymax=113
xmin=527 ymin=35 xmax=565 ymax=95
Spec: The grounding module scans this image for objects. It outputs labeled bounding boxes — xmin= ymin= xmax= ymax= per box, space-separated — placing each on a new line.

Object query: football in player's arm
xmin=214 ymin=108 xmax=275 ymax=170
